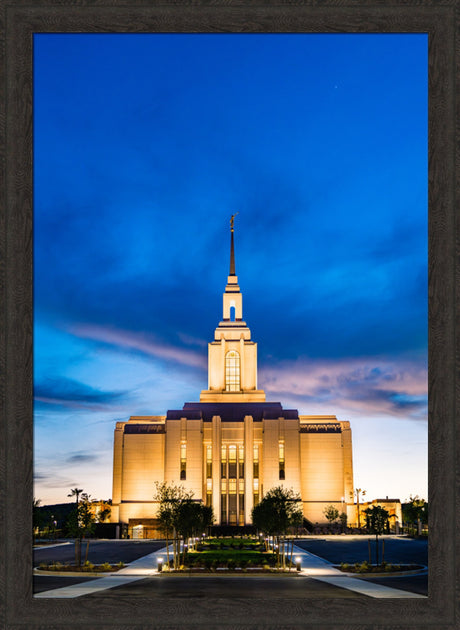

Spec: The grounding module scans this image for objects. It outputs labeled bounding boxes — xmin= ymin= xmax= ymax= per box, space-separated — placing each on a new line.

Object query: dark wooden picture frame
xmin=1 ymin=1 xmax=458 ymax=628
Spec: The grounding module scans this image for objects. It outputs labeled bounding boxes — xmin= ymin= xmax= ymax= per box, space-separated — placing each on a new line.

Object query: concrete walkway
xmin=291 ymin=544 xmax=427 ymax=599
xmin=35 ymin=543 xmax=426 ymax=599
xmin=34 ymin=546 xmax=169 ymax=598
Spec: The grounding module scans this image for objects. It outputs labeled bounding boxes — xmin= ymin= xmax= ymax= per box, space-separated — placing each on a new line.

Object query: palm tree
xmin=67 ymin=487 xmax=83 ymax=566
xmin=68 ymin=487 xmax=83 ymax=506
xmin=350 ymin=488 xmax=366 ymax=529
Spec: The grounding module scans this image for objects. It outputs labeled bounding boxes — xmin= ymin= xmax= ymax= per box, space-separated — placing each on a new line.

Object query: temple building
xmin=111 ymin=220 xmax=356 ymax=537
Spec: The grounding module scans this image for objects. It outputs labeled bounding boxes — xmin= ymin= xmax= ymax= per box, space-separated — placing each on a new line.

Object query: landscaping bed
xmin=336 ymin=561 xmax=424 ymax=574
xmin=37 ymin=561 xmax=125 ymax=573
xmin=163 ymin=536 xmax=297 ymax=572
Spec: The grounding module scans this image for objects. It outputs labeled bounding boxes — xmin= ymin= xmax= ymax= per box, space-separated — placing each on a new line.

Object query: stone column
xmin=244 ymin=415 xmax=254 ymax=523
xmin=212 ymin=415 xmax=222 ymax=524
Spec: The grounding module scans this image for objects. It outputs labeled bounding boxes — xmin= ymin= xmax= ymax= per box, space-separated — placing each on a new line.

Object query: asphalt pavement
xmin=33 ymin=536 xmax=428 ymax=598
xmin=294 ymin=535 xmax=428 ymax=566
xmin=34 ymin=539 xmax=165 ymax=566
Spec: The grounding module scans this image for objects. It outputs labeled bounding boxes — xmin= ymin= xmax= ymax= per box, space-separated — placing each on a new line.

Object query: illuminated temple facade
xmin=111 ymin=224 xmax=354 ymax=536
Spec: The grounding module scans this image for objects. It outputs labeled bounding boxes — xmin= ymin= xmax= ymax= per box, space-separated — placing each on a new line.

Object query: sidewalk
xmin=34 ymin=546 xmax=170 ymax=599
xmin=292 ymin=544 xmax=426 ymax=599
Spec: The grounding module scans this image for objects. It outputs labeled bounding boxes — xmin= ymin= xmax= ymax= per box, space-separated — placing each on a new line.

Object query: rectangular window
xmin=221 ymin=479 xmax=227 ymax=493
xmin=206 ymin=478 xmax=212 ymax=508
xmin=221 ymin=494 xmax=227 ymax=523
xmin=253 ymin=444 xmax=259 ymax=479
xmin=228 ymin=479 xmax=237 ymax=494
xmin=206 ymin=445 xmax=212 ymax=479
xmin=221 ymin=445 xmax=226 ymax=478
xmin=239 ymin=494 xmax=245 ymax=525
xmin=206 ymin=479 xmax=212 ymax=506
xmin=279 ymin=441 xmax=285 ymax=480
xmin=239 ymin=479 xmax=244 ymax=493
xmin=228 ymin=445 xmax=237 ymax=479
xmin=238 ymin=445 xmax=244 ymax=478
xmin=253 ymin=478 xmax=259 ymax=507
xmin=180 ymin=442 xmax=186 ymax=480
xmin=228 ymin=493 xmax=237 ymax=525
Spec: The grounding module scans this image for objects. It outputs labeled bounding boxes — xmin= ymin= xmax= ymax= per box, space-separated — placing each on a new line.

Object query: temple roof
xmin=166 ymin=401 xmax=299 ymax=422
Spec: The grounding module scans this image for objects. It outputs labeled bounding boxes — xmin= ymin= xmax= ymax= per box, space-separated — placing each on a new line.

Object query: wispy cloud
xmin=260 ymin=357 xmax=427 ymax=421
xmin=65 ymin=452 xmax=99 ymax=464
xmin=69 ymin=324 xmax=207 ymax=370
xmin=34 ymin=376 xmax=130 ymax=411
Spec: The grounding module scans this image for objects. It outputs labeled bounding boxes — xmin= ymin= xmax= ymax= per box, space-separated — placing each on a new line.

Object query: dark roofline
xmin=165 ymin=402 xmax=299 ymax=423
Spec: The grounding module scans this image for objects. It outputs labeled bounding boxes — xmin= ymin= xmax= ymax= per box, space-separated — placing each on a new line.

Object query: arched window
xmin=225 ymin=350 xmax=240 ymax=391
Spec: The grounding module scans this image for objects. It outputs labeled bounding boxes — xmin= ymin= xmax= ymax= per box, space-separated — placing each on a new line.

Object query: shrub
xmin=116 ymin=561 xmax=125 ymax=568
xmin=83 ymin=561 xmax=95 ymax=572
xmin=100 ymin=562 xmax=112 ymax=571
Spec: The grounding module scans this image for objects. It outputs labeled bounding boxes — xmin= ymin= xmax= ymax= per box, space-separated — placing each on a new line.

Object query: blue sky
xmin=33 ymin=33 xmax=428 ymax=505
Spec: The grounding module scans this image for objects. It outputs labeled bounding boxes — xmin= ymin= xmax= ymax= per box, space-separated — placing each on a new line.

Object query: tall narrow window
xmin=206 ymin=478 xmax=212 ymax=507
xmin=221 ymin=479 xmax=227 ymax=523
xmin=180 ymin=443 xmax=186 ymax=480
xmin=206 ymin=445 xmax=212 ymax=479
xmin=238 ymin=445 xmax=244 ymax=478
xmin=228 ymin=479 xmax=237 ymax=525
xmin=279 ymin=441 xmax=285 ymax=480
xmin=253 ymin=444 xmax=259 ymax=479
xmin=253 ymin=478 xmax=260 ymax=507
xmin=221 ymin=445 xmax=226 ymax=478
xmin=225 ymin=350 xmax=240 ymax=391
xmin=228 ymin=445 xmax=237 ymax=478
xmin=239 ymin=478 xmax=245 ymax=525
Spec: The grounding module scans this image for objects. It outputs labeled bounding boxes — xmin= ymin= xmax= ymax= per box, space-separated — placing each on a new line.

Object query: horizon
xmin=33 ymin=33 xmax=428 ymax=507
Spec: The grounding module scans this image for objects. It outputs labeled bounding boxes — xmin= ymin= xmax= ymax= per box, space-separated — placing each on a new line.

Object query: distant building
xmin=354 ymin=498 xmax=402 ymax=528
xmin=111 ymin=221 xmax=355 ymax=537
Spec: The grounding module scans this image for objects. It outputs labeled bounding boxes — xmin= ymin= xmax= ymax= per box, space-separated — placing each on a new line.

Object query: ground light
xmin=157 ymin=558 xmax=163 ymax=573
xmin=296 ymin=557 xmax=302 ymax=572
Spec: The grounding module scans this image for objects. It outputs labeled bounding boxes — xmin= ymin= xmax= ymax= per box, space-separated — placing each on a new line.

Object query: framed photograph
xmin=2 ymin=2 xmax=457 ymax=629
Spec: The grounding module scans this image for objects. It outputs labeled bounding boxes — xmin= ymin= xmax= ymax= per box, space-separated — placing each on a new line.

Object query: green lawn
xmin=188 ymin=549 xmax=273 ymax=565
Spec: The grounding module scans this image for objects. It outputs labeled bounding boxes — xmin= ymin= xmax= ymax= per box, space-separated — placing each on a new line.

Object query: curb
xmin=336 ymin=567 xmax=427 ymax=579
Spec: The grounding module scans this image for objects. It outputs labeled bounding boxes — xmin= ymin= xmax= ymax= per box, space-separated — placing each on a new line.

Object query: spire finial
xmin=229 ymin=213 xmax=238 ymax=275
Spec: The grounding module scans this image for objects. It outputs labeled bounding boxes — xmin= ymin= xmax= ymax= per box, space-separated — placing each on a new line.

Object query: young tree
xmin=339 ymin=511 xmax=348 ymax=533
xmin=364 ymin=505 xmax=389 ymax=565
xmin=251 ymin=486 xmax=303 ymax=569
xmin=65 ymin=491 xmax=96 ymax=566
xmin=323 ymin=505 xmax=339 ymax=526
xmin=153 ymin=482 xmax=194 ymax=569
xmin=96 ymin=506 xmax=111 ymax=523
xmin=402 ymin=496 xmax=428 ymax=524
